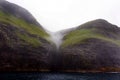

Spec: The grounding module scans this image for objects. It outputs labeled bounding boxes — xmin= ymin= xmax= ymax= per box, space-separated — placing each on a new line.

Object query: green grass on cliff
xmin=0 ymin=10 xmax=49 ymax=46
xmin=17 ymin=33 xmax=41 ymax=46
xmin=62 ymin=29 xmax=120 ymax=47
xmin=0 ymin=10 xmax=49 ymax=38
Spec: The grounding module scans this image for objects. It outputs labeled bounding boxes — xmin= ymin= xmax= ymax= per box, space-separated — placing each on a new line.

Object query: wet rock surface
xmin=0 ymin=1 xmax=120 ymax=72
xmin=0 ymin=1 xmax=52 ymax=71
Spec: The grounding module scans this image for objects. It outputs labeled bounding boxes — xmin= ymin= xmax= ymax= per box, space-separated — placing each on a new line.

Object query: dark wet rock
xmin=0 ymin=1 xmax=120 ymax=72
xmin=60 ymin=38 xmax=120 ymax=70
xmin=60 ymin=19 xmax=120 ymax=72
xmin=0 ymin=1 xmax=52 ymax=71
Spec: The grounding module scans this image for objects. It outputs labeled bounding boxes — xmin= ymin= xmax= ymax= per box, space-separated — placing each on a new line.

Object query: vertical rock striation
xmin=0 ymin=1 xmax=120 ymax=72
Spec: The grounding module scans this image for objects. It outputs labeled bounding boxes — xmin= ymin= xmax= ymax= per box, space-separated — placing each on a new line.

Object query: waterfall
xmin=46 ymin=27 xmax=76 ymax=49
xmin=48 ymin=31 xmax=64 ymax=49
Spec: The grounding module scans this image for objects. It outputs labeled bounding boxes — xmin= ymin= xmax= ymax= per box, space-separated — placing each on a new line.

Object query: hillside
xmin=0 ymin=1 xmax=120 ymax=72
xmin=59 ymin=19 xmax=120 ymax=72
xmin=0 ymin=0 xmax=52 ymax=71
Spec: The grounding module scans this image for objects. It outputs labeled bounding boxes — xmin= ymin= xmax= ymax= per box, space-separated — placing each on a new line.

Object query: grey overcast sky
xmin=6 ymin=0 xmax=120 ymax=32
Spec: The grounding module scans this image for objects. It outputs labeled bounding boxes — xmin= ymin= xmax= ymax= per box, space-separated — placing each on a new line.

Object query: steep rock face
xmin=0 ymin=1 xmax=120 ymax=72
xmin=0 ymin=1 xmax=52 ymax=71
xmin=0 ymin=0 xmax=40 ymax=26
xmin=59 ymin=19 xmax=120 ymax=72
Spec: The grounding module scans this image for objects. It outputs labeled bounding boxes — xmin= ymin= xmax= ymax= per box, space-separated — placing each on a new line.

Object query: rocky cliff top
xmin=0 ymin=0 xmax=41 ymax=26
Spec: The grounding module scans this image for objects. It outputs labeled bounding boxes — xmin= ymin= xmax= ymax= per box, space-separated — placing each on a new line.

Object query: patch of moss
xmin=0 ymin=10 xmax=51 ymax=46
xmin=17 ymin=33 xmax=41 ymax=47
xmin=0 ymin=10 xmax=49 ymax=39
xmin=62 ymin=29 xmax=95 ymax=47
xmin=62 ymin=29 xmax=120 ymax=47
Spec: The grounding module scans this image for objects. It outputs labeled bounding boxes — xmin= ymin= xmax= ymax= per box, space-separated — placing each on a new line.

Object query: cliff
xmin=0 ymin=1 xmax=120 ymax=72
xmin=60 ymin=19 xmax=120 ymax=72
xmin=0 ymin=0 xmax=52 ymax=71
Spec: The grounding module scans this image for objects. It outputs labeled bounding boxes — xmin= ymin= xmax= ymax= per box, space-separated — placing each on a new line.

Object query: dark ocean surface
xmin=0 ymin=72 xmax=120 ymax=80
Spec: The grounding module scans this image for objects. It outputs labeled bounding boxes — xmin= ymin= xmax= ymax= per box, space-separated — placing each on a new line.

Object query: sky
xmin=6 ymin=0 xmax=120 ymax=32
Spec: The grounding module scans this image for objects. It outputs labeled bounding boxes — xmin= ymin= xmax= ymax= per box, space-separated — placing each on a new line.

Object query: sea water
xmin=0 ymin=72 xmax=120 ymax=80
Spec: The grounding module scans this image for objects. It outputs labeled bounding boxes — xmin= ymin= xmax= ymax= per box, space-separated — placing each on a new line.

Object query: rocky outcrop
xmin=60 ymin=19 xmax=120 ymax=72
xmin=0 ymin=0 xmax=52 ymax=71
xmin=0 ymin=0 xmax=40 ymax=26
xmin=0 ymin=1 xmax=120 ymax=72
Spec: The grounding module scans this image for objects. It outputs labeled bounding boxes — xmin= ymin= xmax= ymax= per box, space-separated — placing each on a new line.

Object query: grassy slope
xmin=62 ymin=28 xmax=120 ymax=47
xmin=0 ymin=10 xmax=49 ymax=46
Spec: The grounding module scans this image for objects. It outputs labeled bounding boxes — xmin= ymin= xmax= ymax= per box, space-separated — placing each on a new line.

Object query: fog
xmin=48 ymin=31 xmax=64 ymax=48
xmin=6 ymin=0 xmax=120 ymax=32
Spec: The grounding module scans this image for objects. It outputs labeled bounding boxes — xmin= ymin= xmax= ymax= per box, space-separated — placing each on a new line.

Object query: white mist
xmin=48 ymin=31 xmax=64 ymax=49
xmin=46 ymin=27 xmax=76 ymax=49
